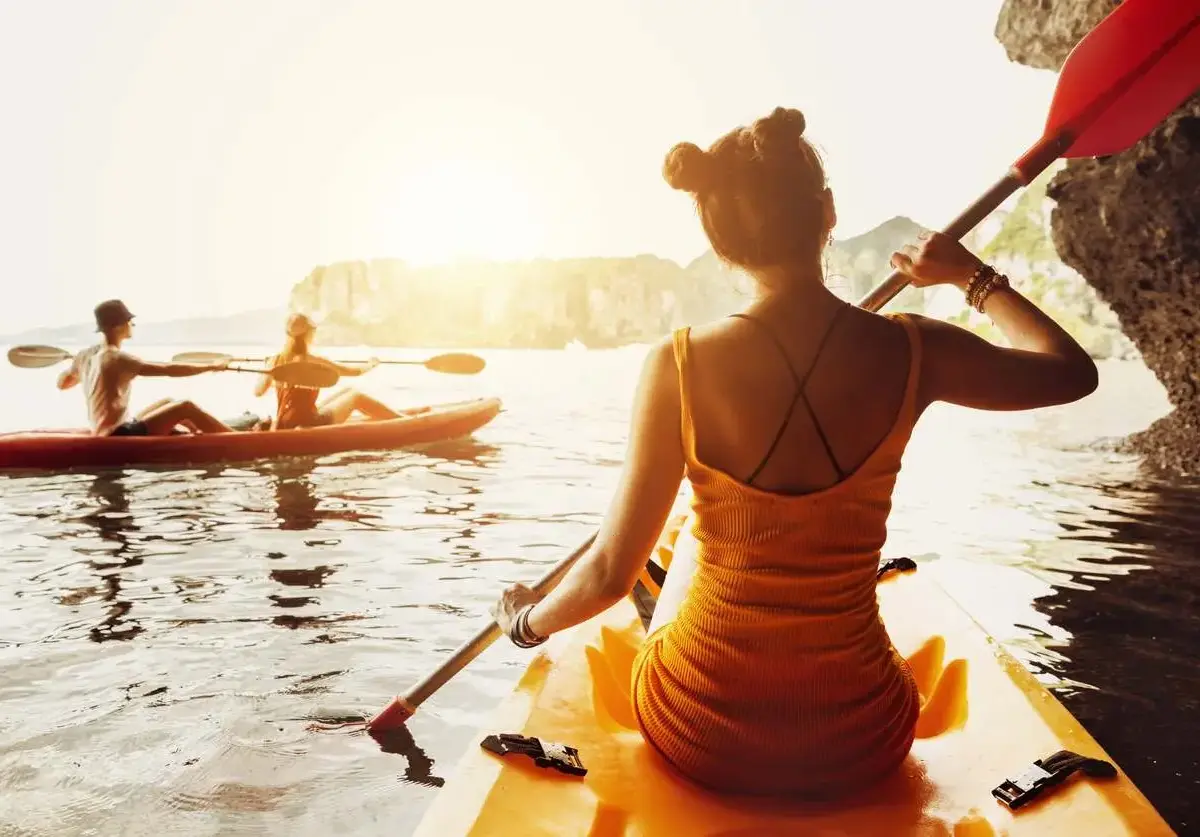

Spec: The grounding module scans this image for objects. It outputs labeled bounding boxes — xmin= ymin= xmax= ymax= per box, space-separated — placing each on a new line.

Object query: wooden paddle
xmin=6 ymin=344 xmax=338 ymax=388
xmin=171 ymin=350 xmax=486 ymax=375
xmin=364 ymin=0 xmax=1200 ymax=732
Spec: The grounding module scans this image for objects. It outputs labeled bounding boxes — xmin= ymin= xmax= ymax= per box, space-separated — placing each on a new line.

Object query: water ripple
xmin=0 ymin=353 xmax=1196 ymax=834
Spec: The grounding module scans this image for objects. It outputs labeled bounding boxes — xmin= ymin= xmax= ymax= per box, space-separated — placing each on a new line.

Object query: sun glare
xmin=372 ymin=160 xmax=545 ymax=268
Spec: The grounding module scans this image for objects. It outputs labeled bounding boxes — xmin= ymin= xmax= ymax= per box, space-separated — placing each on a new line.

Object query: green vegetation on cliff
xmin=935 ymin=166 xmax=1135 ymax=360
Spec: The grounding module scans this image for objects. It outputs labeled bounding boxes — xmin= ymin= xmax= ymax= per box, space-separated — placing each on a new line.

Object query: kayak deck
xmin=0 ymin=397 xmax=501 ymax=470
xmin=416 ymin=517 xmax=1171 ymax=836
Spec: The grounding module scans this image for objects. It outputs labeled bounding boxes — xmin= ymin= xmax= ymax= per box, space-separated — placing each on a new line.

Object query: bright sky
xmin=0 ymin=0 xmax=1056 ymax=332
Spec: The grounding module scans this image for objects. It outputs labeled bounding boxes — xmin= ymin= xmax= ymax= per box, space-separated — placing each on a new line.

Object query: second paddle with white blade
xmin=171 ymin=351 xmax=487 ymax=376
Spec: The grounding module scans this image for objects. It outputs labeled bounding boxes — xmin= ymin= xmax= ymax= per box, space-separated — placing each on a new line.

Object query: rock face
xmin=996 ymin=0 xmax=1200 ymax=473
xmin=995 ymin=0 xmax=1115 ymax=70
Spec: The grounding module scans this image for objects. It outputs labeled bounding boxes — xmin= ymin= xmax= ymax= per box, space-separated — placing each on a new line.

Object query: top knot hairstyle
xmin=664 ymin=107 xmax=828 ymax=270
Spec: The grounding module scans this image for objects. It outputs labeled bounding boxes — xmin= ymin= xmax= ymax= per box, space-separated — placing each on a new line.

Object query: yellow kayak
xmin=415 ymin=516 xmax=1172 ymax=836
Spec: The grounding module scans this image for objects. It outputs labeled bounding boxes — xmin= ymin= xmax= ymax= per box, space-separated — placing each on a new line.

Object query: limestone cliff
xmin=289 ymin=206 xmax=1131 ymax=358
xmin=290 ymin=254 xmax=755 ymax=349
xmin=996 ymin=0 xmax=1200 ymax=472
xmin=288 ymin=220 xmax=934 ymax=349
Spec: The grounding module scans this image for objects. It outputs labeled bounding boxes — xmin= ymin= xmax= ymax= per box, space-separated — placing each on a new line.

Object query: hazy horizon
xmin=1 ymin=0 xmax=1056 ymax=332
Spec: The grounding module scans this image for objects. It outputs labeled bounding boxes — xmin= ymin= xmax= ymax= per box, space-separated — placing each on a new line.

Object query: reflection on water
xmin=368 ymin=726 xmax=446 ymax=790
xmin=1041 ymin=476 xmax=1200 ymax=830
xmin=65 ymin=473 xmax=145 ymax=643
xmin=269 ymin=460 xmax=381 ymax=532
xmin=0 ymin=352 xmax=1196 ymax=834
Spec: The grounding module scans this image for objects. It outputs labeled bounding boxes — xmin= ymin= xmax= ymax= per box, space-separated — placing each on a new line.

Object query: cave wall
xmin=996 ymin=0 xmax=1200 ymax=473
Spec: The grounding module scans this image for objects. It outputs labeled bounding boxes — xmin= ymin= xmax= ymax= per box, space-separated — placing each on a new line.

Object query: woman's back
xmin=630 ymin=307 xmax=923 ymax=797
xmin=687 ymin=301 xmax=914 ymax=495
xmin=270 ymin=351 xmax=322 ymax=429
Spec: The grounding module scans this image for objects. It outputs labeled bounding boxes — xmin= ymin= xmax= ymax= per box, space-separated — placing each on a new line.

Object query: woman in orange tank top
xmin=493 ymin=107 xmax=1098 ymax=798
xmin=254 ymin=314 xmax=402 ymax=430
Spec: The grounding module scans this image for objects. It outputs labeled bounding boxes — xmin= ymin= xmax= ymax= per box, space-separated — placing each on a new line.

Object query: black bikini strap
xmin=729 ymin=313 xmax=802 ymax=386
xmin=730 ymin=306 xmax=849 ymax=483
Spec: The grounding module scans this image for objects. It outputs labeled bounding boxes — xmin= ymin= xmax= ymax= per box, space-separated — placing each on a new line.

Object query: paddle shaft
xmin=857 ymin=170 xmax=1027 ymax=312
xmin=371 ymin=532 xmax=597 ymax=724
xmin=177 ymin=354 xmax=460 ymax=368
xmin=171 ymin=349 xmax=483 ymax=375
xmin=208 ymin=358 xmax=415 ymax=365
xmin=372 ymin=360 xmax=442 ymax=366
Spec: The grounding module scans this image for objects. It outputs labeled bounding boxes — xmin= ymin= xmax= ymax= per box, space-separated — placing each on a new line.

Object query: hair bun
xmin=771 ymin=107 xmax=806 ymax=135
xmin=752 ymin=107 xmax=807 ymax=154
xmin=286 ymin=312 xmax=315 ymax=337
xmin=663 ymin=142 xmax=714 ymax=194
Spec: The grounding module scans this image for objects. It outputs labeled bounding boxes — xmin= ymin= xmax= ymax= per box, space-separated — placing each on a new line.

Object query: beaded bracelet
xmin=964 ymin=264 xmax=994 ymax=307
xmin=964 ymin=263 xmax=1010 ymax=313
xmin=509 ymin=605 xmax=548 ymax=648
xmin=971 ymin=271 xmax=1010 ymax=313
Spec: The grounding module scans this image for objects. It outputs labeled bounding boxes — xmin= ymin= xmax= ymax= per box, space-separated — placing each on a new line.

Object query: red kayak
xmin=0 ymin=398 xmax=501 ymax=470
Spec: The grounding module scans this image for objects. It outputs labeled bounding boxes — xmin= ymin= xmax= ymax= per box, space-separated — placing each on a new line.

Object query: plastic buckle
xmin=876 ymin=556 xmax=917 ymax=580
xmin=480 ymin=733 xmax=588 ymax=777
xmin=992 ymin=763 xmax=1056 ymax=809
xmin=992 ymin=750 xmax=1117 ymax=810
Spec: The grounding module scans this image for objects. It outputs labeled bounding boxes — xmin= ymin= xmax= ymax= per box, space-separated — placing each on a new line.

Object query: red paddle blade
xmin=1048 ymin=0 xmax=1200 ymax=159
xmin=367 ymin=696 xmax=415 ymax=730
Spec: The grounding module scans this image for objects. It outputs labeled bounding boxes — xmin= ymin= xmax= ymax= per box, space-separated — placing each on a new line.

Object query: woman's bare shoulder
xmin=684 ymin=316 xmax=745 ymax=347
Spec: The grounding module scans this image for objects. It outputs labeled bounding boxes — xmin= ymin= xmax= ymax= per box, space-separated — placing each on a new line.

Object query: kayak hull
xmin=415 ymin=515 xmax=1172 ymax=836
xmin=0 ymin=398 xmax=501 ymax=471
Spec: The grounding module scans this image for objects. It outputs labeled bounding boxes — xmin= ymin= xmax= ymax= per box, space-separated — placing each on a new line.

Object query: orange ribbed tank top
xmin=631 ymin=313 xmax=923 ymax=798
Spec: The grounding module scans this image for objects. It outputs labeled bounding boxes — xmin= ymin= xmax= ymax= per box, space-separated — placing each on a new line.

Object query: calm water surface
xmin=0 ymin=346 xmax=1197 ymax=835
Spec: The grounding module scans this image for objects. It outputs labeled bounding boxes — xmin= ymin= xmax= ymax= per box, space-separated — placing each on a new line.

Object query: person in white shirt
xmin=57 ymin=299 xmax=234 ymax=436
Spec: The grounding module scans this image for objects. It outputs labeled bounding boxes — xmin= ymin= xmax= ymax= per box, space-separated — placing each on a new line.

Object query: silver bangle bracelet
xmin=510 ymin=605 xmax=548 ymax=648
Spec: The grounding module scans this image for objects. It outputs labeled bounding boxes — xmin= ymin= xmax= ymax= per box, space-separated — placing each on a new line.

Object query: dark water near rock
xmin=0 ymin=349 xmax=1196 ymax=835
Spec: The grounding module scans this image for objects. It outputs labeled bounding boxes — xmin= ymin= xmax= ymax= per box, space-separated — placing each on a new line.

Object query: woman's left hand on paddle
xmin=491 ymin=582 xmax=538 ymax=634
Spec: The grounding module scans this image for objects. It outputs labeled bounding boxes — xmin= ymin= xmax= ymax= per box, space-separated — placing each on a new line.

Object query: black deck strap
xmin=631 ymin=579 xmax=658 ymax=631
xmin=644 ymin=559 xmax=667 ymax=589
xmin=876 ymin=556 xmax=918 ymax=580
xmin=480 ymin=733 xmax=588 ymax=777
xmin=992 ymin=749 xmax=1117 ymax=810
xmin=631 ymin=557 xmax=668 ymax=631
